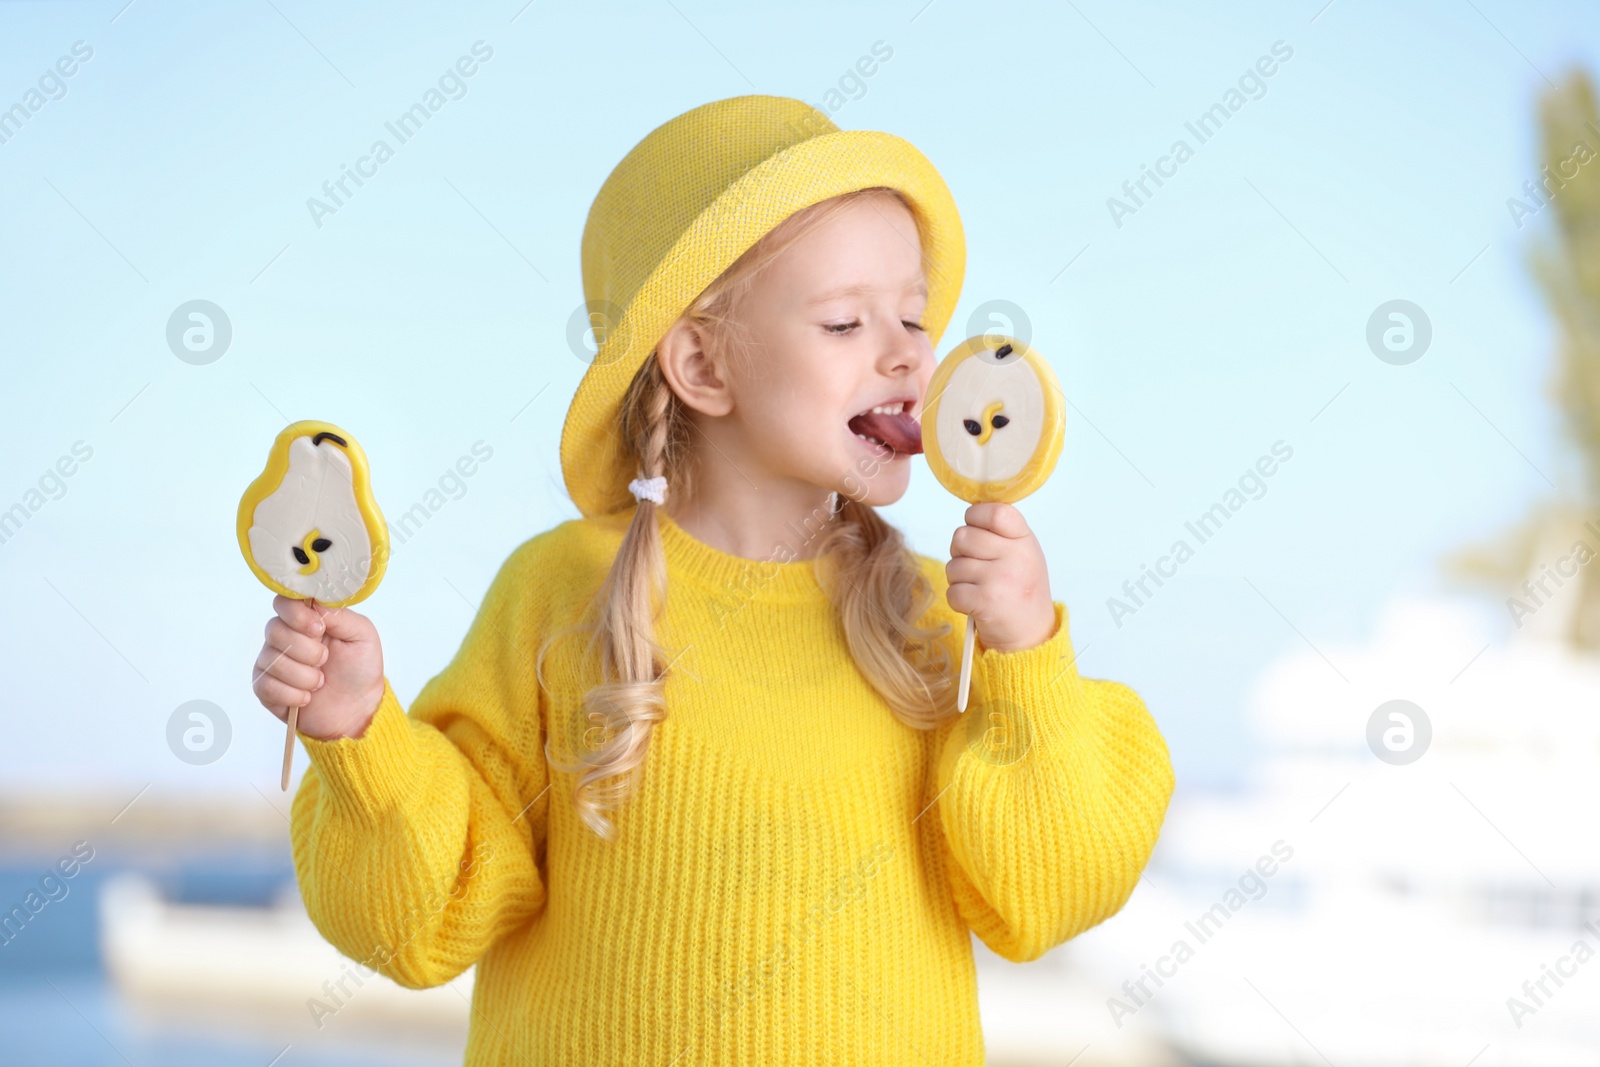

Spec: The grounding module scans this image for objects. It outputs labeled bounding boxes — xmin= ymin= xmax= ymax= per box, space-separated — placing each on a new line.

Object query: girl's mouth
xmin=847 ymin=399 xmax=923 ymax=457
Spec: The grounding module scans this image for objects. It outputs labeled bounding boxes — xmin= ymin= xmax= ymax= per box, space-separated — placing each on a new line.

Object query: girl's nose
xmin=879 ymin=320 xmax=924 ymax=375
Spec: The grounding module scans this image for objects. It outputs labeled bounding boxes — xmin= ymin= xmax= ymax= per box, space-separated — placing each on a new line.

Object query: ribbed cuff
xmin=969 ymin=601 xmax=1076 ymax=756
xmin=977 ymin=599 xmax=1069 ymax=674
xmin=298 ymin=677 xmax=422 ymax=820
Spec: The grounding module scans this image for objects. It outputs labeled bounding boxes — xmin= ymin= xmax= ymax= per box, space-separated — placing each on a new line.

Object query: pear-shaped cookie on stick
xmin=237 ymin=421 xmax=389 ymax=789
xmin=921 ymin=335 xmax=1065 ymax=712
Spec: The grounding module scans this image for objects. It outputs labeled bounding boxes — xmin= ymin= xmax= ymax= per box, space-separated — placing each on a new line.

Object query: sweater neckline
xmin=603 ymin=506 xmax=833 ymax=603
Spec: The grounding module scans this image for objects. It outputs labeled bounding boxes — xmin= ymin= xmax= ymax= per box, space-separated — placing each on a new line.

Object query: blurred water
xmin=0 ymin=854 xmax=464 ymax=1067
xmin=0 ymin=974 xmax=458 ymax=1067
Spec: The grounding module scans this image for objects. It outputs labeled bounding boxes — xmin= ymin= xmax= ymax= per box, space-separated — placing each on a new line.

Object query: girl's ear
xmin=656 ymin=315 xmax=734 ymax=418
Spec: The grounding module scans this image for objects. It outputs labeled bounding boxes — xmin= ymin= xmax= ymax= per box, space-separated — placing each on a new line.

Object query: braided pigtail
xmin=543 ymin=357 xmax=691 ymax=841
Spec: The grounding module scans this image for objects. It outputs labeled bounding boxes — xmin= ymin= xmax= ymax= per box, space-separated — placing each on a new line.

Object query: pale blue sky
xmin=2 ymin=0 xmax=1595 ymax=795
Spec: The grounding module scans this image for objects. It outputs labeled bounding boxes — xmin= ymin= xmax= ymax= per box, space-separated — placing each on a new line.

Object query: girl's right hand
xmin=252 ymin=595 xmax=386 ymax=741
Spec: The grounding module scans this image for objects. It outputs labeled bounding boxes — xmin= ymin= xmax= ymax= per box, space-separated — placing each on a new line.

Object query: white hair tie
xmin=628 ymin=475 xmax=667 ymax=506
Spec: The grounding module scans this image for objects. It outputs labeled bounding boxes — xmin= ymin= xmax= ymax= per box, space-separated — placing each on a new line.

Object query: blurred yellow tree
xmin=1444 ymin=68 xmax=1600 ymax=649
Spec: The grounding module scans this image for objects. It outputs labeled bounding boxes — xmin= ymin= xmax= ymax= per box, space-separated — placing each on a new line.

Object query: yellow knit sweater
xmin=290 ymin=507 xmax=1175 ymax=1065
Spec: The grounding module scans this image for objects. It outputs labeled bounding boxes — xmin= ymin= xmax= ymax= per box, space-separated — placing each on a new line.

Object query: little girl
xmin=252 ymin=94 xmax=1174 ymax=1066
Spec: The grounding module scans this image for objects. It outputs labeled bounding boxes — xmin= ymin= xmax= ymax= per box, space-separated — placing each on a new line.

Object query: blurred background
xmin=3 ymin=0 xmax=1599 ymax=1063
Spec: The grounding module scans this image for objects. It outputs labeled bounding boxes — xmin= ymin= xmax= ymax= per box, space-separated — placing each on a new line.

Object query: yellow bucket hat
xmin=560 ymin=93 xmax=967 ymax=519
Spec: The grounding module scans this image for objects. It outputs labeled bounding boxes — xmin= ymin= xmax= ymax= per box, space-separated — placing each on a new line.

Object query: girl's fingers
xmin=945 ymin=579 xmax=981 ymax=616
xmin=950 ymin=524 xmax=1007 ymax=561
xmin=945 ymin=555 xmax=993 ymax=587
xmin=265 ymin=616 xmax=328 ymax=666
xmin=253 ymin=669 xmax=312 ymax=714
xmin=273 ymin=594 xmax=325 ymax=638
xmin=964 ymin=502 xmax=1029 ymax=538
xmin=312 ymin=601 xmax=367 ymax=641
xmin=255 ymin=644 xmax=323 ymax=693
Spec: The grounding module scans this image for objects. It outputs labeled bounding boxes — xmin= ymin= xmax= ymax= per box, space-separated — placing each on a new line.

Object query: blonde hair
xmin=538 ymin=187 xmax=956 ymax=841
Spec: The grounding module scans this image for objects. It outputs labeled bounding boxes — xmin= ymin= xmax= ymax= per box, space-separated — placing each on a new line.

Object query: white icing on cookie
xmin=246 ymin=437 xmax=375 ymax=603
xmin=933 ymin=356 xmax=1046 ymax=484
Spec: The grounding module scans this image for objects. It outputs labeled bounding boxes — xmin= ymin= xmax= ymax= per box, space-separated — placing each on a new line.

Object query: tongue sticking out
xmin=848 ymin=410 xmax=923 ymax=455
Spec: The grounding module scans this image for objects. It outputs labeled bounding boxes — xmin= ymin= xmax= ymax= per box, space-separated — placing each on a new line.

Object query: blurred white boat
xmin=98 ymin=871 xmax=472 ymax=1048
xmin=1062 ymin=588 xmax=1600 ymax=1066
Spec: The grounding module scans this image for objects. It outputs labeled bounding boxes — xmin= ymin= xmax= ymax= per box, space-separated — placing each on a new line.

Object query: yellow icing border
xmin=236 ymin=420 xmax=390 ymax=608
xmin=922 ymin=334 xmax=1065 ymax=504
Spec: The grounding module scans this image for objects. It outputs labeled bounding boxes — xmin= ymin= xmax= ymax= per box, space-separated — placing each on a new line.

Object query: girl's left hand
xmin=946 ymin=502 xmax=1057 ymax=653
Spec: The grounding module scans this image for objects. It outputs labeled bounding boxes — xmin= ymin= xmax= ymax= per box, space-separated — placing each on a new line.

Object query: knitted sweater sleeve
xmin=914 ymin=553 xmax=1175 ymax=963
xmin=288 ymin=543 xmax=549 ymax=989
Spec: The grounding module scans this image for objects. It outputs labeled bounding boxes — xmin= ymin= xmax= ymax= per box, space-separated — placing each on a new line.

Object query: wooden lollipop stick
xmin=281 ymin=594 xmax=320 ymax=791
xmin=958 ymin=615 xmax=976 ymax=712
xmin=281 ymin=705 xmax=300 ymax=791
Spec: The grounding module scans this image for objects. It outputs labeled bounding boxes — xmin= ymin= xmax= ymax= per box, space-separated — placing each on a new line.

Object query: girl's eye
xmin=823 ymin=319 xmax=926 ymax=334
